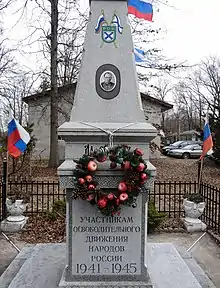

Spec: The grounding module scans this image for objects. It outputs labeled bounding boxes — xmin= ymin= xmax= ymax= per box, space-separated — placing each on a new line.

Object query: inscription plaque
xmin=71 ymin=196 xmax=142 ymax=276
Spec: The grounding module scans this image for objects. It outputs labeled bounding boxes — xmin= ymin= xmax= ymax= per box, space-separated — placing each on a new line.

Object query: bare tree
xmin=49 ymin=0 xmax=58 ymax=167
xmin=11 ymin=0 xmax=182 ymax=166
xmin=176 ymin=56 xmax=220 ymax=127
xmin=0 ymin=71 xmax=37 ymax=125
xmin=150 ymin=79 xmax=173 ymax=130
xmin=13 ymin=0 xmax=87 ymax=166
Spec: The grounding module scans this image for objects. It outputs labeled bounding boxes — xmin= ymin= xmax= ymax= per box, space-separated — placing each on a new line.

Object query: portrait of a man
xmin=100 ymin=71 xmax=116 ymax=92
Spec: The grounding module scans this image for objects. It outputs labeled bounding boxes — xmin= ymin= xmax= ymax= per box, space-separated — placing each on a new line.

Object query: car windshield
xmin=171 ymin=141 xmax=183 ymax=147
xmin=182 ymin=145 xmax=200 ymax=150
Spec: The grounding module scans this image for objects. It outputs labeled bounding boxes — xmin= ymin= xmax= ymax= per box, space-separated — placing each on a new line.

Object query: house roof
xmin=140 ymin=92 xmax=173 ymax=111
xmin=23 ymin=83 xmax=173 ymax=111
xmin=179 ymin=130 xmax=200 ymax=136
xmin=23 ymin=83 xmax=75 ymax=103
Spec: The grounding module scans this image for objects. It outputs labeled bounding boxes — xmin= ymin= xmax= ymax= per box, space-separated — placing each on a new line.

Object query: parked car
xmin=167 ymin=144 xmax=202 ymax=159
xmin=162 ymin=140 xmax=202 ymax=155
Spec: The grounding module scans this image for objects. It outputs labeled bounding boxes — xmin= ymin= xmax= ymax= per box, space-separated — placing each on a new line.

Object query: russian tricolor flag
xmin=7 ymin=114 xmax=30 ymax=158
xmin=200 ymin=114 xmax=213 ymax=160
xmin=128 ymin=0 xmax=153 ymax=21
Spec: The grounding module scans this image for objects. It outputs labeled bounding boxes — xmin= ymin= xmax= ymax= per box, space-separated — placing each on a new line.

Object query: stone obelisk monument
xmin=58 ymin=0 xmax=157 ymax=287
xmin=0 ymin=1 xmax=214 ymax=288
xmin=58 ymin=0 xmax=157 ymax=157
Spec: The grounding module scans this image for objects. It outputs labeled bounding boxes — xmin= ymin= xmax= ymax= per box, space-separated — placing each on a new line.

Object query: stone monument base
xmin=0 ymin=217 xmax=28 ymax=233
xmin=60 ymin=277 xmax=152 ymax=288
xmin=0 ymin=243 xmax=216 ymax=288
xmin=182 ymin=218 xmax=207 ymax=233
xmin=59 ymin=266 xmax=152 ymax=287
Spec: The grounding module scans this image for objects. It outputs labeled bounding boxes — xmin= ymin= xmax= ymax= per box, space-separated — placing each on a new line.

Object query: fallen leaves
xmin=20 ymin=214 xmax=65 ymax=243
xmin=151 ymin=157 xmax=220 ymax=187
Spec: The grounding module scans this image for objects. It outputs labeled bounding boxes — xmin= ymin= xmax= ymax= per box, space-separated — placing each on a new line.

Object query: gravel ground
xmin=151 ymin=157 xmax=220 ymax=187
xmin=30 ymin=157 xmax=220 ymax=188
xmin=0 ymin=233 xmax=26 ymax=276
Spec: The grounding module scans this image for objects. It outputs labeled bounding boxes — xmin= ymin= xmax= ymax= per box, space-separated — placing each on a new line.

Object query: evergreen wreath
xmin=73 ymin=144 xmax=151 ymax=216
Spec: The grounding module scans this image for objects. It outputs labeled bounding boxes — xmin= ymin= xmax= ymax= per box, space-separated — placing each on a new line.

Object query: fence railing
xmin=200 ymin=183 xmax=220 ymax=236
xmin=0 ymin=179 xmax=220 ymax=238
xmin=0 ymin=180 xmax=65 ymax=219
xmin=150 ymin=181 xmax=198 ymax=218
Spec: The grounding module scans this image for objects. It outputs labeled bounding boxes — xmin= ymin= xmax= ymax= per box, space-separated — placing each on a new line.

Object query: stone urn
xmin=182 ymin=196 xmax=206 ymax=232
xmin=6 ymin=198 xmax=27 ymax=222
xmin=183 ymin=198 xmax=205 ymax=219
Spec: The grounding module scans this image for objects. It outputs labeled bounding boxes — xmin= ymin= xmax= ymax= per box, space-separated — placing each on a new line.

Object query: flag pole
xmin=198 ymin=158 xmax=204 ymax=194
xmin=2 ymin=152 xmax=8 ymax=221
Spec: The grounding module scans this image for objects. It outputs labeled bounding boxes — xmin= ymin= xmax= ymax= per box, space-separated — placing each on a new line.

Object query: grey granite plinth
xmin=182 ymin=218 xmax=207 ymax=233
xmin=59 ymin=265 xmax=152 ymax=287
xmin=0 ymin=243 xmax=216 ymax=288
xmin=0 ymin=217 xmax=28 ymax=233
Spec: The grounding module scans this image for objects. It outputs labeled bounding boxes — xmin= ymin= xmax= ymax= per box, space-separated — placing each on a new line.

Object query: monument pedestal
xmin=58 ymin=162 xmax=154 ymax=288
xmin=58 ymin=122 xmax=157 ymax=160
xmin=0 ymin=217 xmax=28 ymax=233
xmin=182 ymin=218 xmax=207 ymax=233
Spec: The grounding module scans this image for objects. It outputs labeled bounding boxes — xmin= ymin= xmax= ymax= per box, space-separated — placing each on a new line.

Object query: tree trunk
xmin=49 ymin=0 xmax=59 ymax=167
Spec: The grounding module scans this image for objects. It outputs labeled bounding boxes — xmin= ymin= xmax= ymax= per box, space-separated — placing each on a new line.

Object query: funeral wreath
xmin=73 ymin=145 xmax=151 ymax=216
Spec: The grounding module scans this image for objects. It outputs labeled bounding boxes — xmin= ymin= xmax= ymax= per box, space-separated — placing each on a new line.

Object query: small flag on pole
xmin=95 ymin=12 xmax=106 ymax=33
xmin=7 ymin=113 xmax=30 ymax=158
xmin=128 ymin=0 xmax=153 ymax=21
xmin=134 ymin=47 xmax=152 ymax=64
xmin=111 ymin=13 xmax=123 ymax=34
xmin=200 ymin=113 xmax=213 ymax=160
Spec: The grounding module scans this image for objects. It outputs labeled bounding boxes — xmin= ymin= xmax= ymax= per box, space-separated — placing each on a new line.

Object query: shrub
xmin=148 ymin=200 xmax=166 ymax=232
xmin=47 ymin=200 xmax=66 ymax=220
xmin=184 ymin=193 xmax=204 ymax=204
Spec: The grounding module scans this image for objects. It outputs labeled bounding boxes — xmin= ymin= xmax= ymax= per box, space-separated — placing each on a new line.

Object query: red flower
xmin=140 ymin=173 xmax=148 ymax=181
xmin=98 ymin=198 xmax=107 ymax=208
xmin=97 ymin=155 xmax=107 ymax=163
xmin=107 ymin=193 xmax=114 ymax=200
xmin=135 ymin=148 xmax=144 ymax=156
xmin=115 ymin=198 xmax=120 ymax=206
xmin=110 ymin=162 xmax=117 ymax=169
xmin=119 ymin=193 xmax=128 ymax=202
xmin=87 ymin=194 xmax=94 ymax=201
xmin=123 ymin=161 xmax=131 ymax=170
xmin=118 ymin=181 xmax=127 ymax=192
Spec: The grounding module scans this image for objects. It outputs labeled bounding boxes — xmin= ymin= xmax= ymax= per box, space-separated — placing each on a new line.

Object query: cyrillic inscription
xmin=72 ymin=201 xmax=142 ymax=275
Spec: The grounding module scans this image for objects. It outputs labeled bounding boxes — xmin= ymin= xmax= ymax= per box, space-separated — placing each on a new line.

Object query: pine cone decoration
xmin=126 ymin=170 xmax=140 ymax=181
xmin=72 ymin=185 xmax=88 ymax=200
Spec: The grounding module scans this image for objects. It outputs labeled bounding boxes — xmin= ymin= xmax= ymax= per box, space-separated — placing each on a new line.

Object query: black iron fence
xmin=0 ymin=176 xmax=220 ymax=238
xmin=152 ymin=181 xmax=220 ymax=237
xmin=150 ymin=181 xmax=198 ymax=218
xmin=0 ymin=179 xmax=65 ymax=220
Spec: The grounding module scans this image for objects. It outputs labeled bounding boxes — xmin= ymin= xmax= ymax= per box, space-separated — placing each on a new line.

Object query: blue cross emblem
xmin=102 ymin=26 xmax=116 ymax=43
xmin=104 ymin=31 xmax=114 ymax=40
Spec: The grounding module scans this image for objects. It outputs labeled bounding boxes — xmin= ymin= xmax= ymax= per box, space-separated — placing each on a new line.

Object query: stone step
xmin=0 ymin=246 xmax=35 ymax=288
xmin=177 ymin=246 xmax=216 ymax=288
xmin=8 ymin=243 xmax=65 ymax=288
xmin=0 ymin=243 xmax=215 ymax=288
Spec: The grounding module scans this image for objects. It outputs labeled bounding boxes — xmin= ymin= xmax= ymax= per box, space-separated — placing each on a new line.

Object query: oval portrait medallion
xmin=96 ymin=64 xmax=121 ymax=100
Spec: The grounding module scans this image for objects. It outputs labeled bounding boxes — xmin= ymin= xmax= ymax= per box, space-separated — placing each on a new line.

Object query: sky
xmin=2 ymin=0 xmax=220 ymax=82
xmin=154 ymin=0 xmax=220 ymax=65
